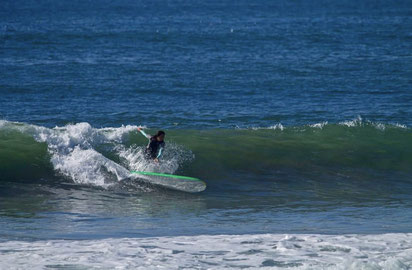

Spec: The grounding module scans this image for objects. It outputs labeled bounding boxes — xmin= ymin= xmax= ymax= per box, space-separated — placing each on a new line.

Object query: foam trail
xmin=0 ymin=233 xmax=411 ymax=269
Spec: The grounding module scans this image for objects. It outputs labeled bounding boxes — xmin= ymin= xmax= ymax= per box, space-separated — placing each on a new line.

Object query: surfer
xmin=137 ymin=127 xmax=165 ymax=162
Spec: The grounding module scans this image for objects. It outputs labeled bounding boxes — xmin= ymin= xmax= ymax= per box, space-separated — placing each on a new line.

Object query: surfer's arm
xmin=156 ymin=147 xmax=163 ymax=159
xmin=137 ymin=127 xmax=151 ymax=139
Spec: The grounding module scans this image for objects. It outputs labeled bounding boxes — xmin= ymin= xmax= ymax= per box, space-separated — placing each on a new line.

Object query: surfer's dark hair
xmin=155 ymin=130 xmax=165 ymax=138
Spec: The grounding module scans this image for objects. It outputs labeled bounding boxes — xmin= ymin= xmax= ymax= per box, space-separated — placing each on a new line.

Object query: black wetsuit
xmin=145 ymin=136 xmax=165 ymax=159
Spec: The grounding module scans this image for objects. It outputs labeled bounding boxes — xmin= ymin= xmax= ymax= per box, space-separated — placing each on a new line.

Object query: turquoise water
xmin=1 ymin=0 xmax=412 ymax=268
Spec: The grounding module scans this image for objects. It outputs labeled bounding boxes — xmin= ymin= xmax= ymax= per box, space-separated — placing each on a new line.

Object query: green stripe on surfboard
xmin=130 ymin=171 xmax=203 ymax=182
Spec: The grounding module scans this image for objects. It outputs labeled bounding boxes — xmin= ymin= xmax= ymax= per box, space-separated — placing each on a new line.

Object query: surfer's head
xmin=155 ymin=130 xmax=165 ymax=142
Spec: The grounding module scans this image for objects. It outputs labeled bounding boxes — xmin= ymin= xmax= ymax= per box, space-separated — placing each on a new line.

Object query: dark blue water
xmin=1 ymin=0 xmax=411 ymax=128
xmin=1 ymin=0 xmax=412 ymax=244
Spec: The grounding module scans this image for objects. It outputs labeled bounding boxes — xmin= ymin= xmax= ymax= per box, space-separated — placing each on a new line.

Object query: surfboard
xmin=130 ymin=171 xmax=206 ymax=193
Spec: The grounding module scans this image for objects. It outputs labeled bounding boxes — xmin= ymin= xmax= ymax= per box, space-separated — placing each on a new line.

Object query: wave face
xmin=0 ymin=119 xmax=410 ymax=189
xmin=179 ymin=119 xmax=411 ymax=177
xmin=1 ymin=233 xmax=412 ymax=269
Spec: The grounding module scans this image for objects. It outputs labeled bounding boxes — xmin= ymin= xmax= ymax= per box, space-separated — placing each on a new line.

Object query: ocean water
xmin=1 ymin=0 xmax=412 ymax=268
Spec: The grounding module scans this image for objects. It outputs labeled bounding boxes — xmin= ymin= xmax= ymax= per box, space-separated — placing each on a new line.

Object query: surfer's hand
xmin=154 ymin=158 xmax=159 ymax=163
xmin=137 ymin=127 xmax=142 ymax=131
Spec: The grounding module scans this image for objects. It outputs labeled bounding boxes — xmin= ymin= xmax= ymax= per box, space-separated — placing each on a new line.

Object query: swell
xmin=0 ymin=120 xmax=410 ymax=186
xmin=177 ymin=121 xmax=412 ymax=174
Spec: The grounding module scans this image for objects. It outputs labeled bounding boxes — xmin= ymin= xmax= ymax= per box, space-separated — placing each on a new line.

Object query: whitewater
xmin=1 ymin=234 xmax=412 ymax=269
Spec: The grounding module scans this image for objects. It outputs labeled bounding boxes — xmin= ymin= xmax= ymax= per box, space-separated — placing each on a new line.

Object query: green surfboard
xmin=130 ymin=171 xmax=206 ymax=193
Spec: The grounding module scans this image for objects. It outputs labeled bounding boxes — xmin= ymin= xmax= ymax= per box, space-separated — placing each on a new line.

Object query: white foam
xmin=252 ymin=123 xmax=285 ymax=131
xmin=373 ymin=122 xmax=386 ymax=131
xmin=51 ymin=146 xmax=130 ymax=187
xmin=339 ymin=116 xmax=363 ymax=127
xmin=394 ymin=123 xmax=407 ymax=129
xmin=268 ymin=123 xmax=285 ymax=131
xmin=339 ymin=117 xmax=410 ymax=131
xmin=1 ymin=233 xmax=411 ymax=269
xmin=100 ymin=124 xmax=144 ymax=142
xmin=30 ymin=122 xmax=135 ymax=186
xmin=309 ymin=121 xmax=328 ymax=129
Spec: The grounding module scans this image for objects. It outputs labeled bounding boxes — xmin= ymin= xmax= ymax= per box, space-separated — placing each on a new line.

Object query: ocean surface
xmin=1 ymin=0 xmax=412 ymax=268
